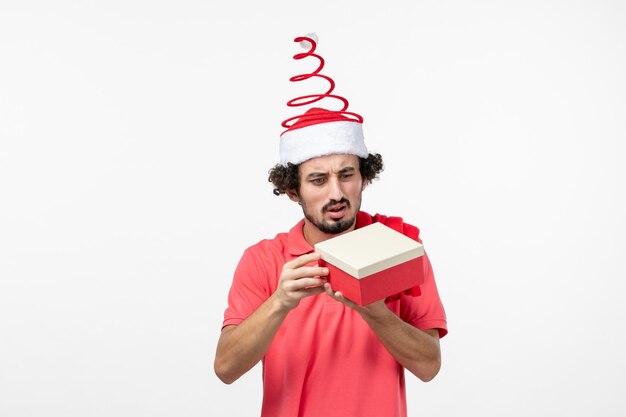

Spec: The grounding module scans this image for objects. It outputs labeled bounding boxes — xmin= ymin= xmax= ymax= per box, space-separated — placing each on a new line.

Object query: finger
xmin=323 ymin=283 xmax=344 ymax=303
xmin=284 ymin=277 xmax=327 ymax=292
xmin=292 ymin=286 xmax=326 ymax=299
xmin=287 ymin=266 xmax=328 ymax=280
xmin=323 ymin=283 xmax=336 ymax=298
xmin=324 ymin=285 xmax=359 ymax=309
xmin=334 ymin=291 xmax=360 ymax=309
xmin=284 ymin=252 xmax=322 ymax=269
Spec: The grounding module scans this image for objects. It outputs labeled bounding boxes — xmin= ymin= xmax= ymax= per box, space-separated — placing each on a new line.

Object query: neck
xmin=302 ymin=218 xmax=357 ymax=247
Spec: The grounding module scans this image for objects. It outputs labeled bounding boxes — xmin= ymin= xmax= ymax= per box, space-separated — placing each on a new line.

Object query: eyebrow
xmin=305 ymin=166 xmax=356 ymax=180
xmin=338 ymin=167 xmax=356 ymax=174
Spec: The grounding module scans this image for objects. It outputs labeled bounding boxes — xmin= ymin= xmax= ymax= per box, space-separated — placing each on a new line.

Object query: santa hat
xmin=279 ymin=34 xmax=368 ymax=166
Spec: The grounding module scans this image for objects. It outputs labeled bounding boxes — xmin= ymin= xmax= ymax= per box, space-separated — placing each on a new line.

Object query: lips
xmin=327 ymin=203 xmax=345 ymax=212
xmin=326 ymin=203 xmax=347 ymax=219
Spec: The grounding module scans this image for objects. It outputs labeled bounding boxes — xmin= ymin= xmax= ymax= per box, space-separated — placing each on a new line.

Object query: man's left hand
xmin=323 ymin=283 xmax=389 ymax=319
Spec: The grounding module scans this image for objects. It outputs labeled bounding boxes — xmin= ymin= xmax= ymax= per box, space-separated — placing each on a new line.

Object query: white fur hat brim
xmin=279 ymin=120 xmax=368 ymax=166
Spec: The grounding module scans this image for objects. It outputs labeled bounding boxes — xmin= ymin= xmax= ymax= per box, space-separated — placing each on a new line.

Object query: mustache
xmin=322 ymin=198 xmax=351 ymax=213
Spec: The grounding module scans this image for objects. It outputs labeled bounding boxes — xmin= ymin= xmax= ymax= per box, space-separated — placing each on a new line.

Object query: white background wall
xmin=1 ymin=1 xmax=625 ymax=416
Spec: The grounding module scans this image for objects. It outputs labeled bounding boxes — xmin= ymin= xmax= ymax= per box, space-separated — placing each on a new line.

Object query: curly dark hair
xmin=268 ymin=153 xmax=384 ymax=196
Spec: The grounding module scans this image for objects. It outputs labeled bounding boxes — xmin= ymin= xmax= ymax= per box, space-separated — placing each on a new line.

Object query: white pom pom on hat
xmin=298 ymin=32 xmax=319 ymax=49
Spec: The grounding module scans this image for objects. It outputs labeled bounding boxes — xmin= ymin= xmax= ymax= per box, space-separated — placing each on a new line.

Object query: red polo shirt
xmin=223 ymin=212 xmax=447 ymax=417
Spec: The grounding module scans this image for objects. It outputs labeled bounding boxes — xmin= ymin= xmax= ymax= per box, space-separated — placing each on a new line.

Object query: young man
xmin=214 ymin=36 xmax=447 ymax=417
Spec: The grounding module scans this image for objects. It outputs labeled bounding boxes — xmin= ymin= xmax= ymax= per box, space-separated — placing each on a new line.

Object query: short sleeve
xmin=222 ymin=248 xmax=272 ymax=328
xmin=399 ymin=251 xmax=448 ymax=338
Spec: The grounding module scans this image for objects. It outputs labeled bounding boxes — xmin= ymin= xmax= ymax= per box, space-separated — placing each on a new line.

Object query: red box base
xmin=319 ymin=256 xmax=425 ymax=306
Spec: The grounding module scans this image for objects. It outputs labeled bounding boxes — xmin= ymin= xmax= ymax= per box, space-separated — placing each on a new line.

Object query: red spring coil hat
xmin=280 ymin=34 xmax=368 ymax=166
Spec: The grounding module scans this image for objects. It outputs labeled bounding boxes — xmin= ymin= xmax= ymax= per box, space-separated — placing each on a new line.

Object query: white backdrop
xmin=1 ymin=1 xmax=625 ymax=416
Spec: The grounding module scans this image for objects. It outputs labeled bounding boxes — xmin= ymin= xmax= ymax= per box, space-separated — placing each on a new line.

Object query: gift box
xmin=314 ymin=222 xmax=425 ymax=306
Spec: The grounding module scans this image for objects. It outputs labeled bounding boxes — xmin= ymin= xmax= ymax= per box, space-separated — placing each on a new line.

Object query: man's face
xmin=294 ymin=154 xmax=366 ymax=235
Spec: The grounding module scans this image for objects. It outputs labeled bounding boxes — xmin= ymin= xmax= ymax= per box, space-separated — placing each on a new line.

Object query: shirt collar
xmin=287 ymin=218 xmax=314 ymax=256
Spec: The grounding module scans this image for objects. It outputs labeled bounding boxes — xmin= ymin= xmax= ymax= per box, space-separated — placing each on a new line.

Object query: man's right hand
xmin=215 ymin=252 xmax=328 ymax=384
xmin=274 ymin=252 xmax=329 ymax=311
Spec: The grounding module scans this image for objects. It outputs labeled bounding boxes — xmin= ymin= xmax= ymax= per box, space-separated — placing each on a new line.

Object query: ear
xmin=361 ymin=179 xmax=368 ymax=191
xmin=286 ymin=189 xmax=300 ymax=203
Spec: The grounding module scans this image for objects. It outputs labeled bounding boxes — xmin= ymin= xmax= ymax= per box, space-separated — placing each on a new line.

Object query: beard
xmin=301 ymin=197 xmax=359 ymax=235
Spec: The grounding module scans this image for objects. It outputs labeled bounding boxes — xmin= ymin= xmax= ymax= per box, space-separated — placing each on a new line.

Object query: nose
xmin=327 ymin=177 xmax=344 ymax=202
